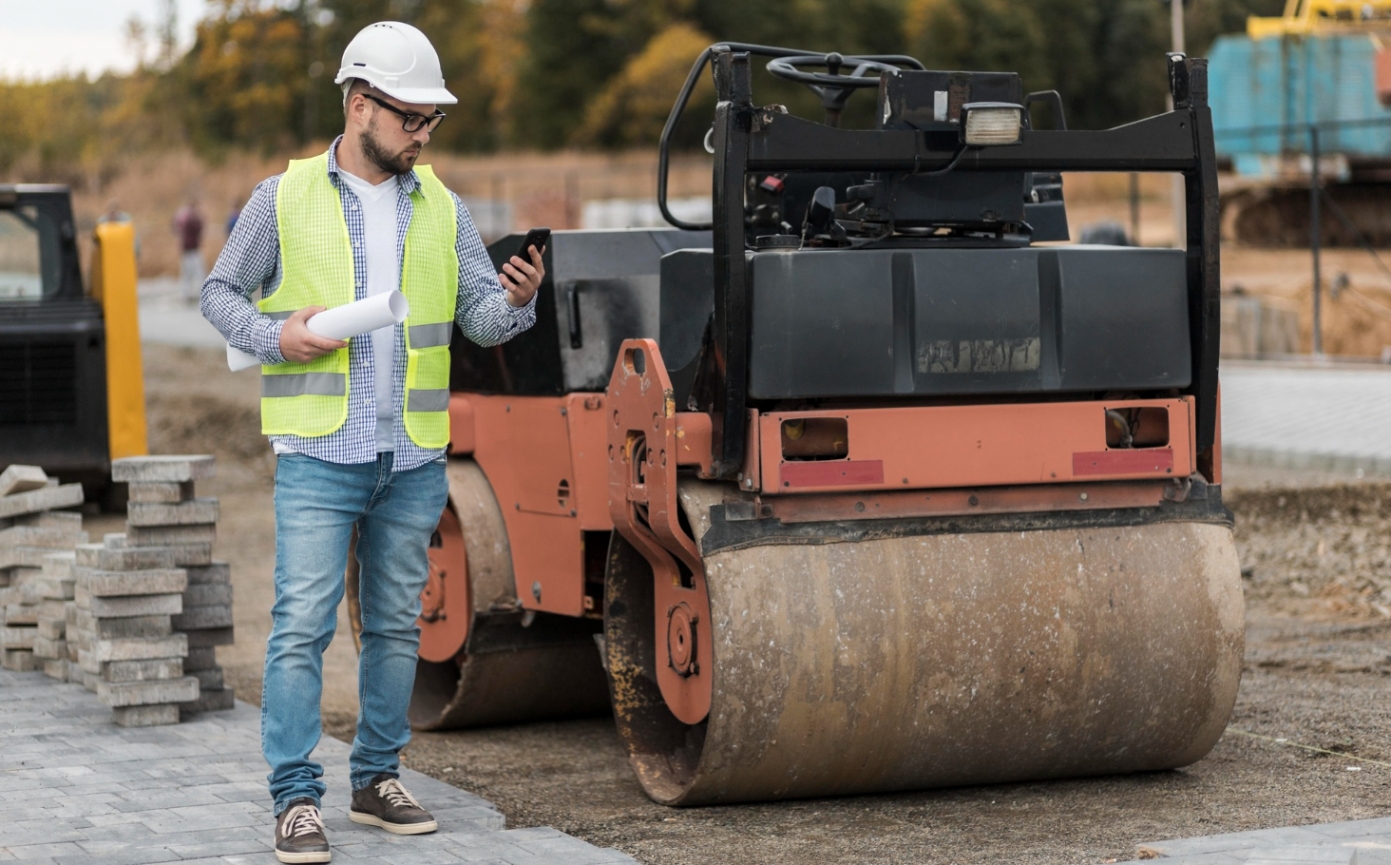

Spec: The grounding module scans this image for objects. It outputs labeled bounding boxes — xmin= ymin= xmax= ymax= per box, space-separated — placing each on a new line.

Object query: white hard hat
xmin=334 ymin=21 xmax=457 ymax=106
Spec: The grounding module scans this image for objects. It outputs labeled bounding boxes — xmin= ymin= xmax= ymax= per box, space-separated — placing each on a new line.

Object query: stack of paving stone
xmin=115 ymin=455 xmax=234 ymax=716
xmin=33 ymin=550 xmax=78 ymax=680
xmin=0 ymin=465 xmax=87 ymax=673
xmin=71 ymin=540 xmax=196 ymax=726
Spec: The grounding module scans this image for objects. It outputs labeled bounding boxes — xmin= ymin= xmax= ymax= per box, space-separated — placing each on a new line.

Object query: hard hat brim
xmin=378 ymin=85 xmax=458 ymax=106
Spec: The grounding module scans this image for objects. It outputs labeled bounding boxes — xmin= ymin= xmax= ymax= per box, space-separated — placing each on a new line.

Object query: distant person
xmin=173 ymin=199 xmax=205 ymax=303
xmin=96 ymin=199 xmax=131 ymax=225
xmin=199 ymin=20 xmax=544 ymax=864
xmin=97 ymin=199 xmax=140 ymax=259
xmin=226 ymin=198 xmax=242 ymax=237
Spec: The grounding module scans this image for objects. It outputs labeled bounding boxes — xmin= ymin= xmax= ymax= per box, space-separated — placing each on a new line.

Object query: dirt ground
xmin=134 ymin=343 xmax=1391 ymax=865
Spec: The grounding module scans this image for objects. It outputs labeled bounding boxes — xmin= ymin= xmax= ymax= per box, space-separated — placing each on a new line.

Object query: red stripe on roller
xmin=780 ymin=460 xmax=885 ymax=488
xmin=1073 ymin=448 xmax=1174 ymax=476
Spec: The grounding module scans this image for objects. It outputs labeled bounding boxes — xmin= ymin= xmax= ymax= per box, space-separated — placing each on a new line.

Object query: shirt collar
xmin=326 ymin=135 xmax=423 ymax=196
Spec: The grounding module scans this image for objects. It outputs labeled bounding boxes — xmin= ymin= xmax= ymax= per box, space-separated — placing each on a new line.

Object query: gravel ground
xmin=139 ymin=344 xmax=1391 ymax=865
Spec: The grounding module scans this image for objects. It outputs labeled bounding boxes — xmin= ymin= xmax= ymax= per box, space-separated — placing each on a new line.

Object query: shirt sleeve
xmin=200 ymin=177 xmax=287 ymax=365
xmin=452 ymin=191 xmax=537 ymax=348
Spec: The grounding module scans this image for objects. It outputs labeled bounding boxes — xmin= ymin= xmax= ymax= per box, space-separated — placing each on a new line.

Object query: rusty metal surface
xmin=408 ymin=459 xmax=610 ymax=730
xmin=607 ymin=338 xmax=714 ymax=725
xmin=607 ymin=479 xmax=1243 ymax=806
xmin=757 ymin=398 xmax=1196 ymax=494
xmin=418 ymin=505 xmax=471 ymax=662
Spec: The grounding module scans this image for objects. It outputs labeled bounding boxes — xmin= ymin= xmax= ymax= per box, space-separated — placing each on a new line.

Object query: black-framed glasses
xmin=363 ymin=94 xmax=446 ymax=133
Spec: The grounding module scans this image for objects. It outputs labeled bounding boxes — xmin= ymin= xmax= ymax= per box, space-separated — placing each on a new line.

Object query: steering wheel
xmin=766 ymin=53 xmax=904 ymax=126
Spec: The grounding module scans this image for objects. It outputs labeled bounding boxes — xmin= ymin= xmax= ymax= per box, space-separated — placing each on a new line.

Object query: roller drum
xmin=607 ymin=482 xmax=1244 ymax=805
xmin=408 ymin=459 xmax=610 ymax=731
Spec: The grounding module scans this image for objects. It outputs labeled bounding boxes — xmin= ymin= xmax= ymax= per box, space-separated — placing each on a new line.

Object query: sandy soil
xmin=139 ymin=342 xmax=1391 ymax=865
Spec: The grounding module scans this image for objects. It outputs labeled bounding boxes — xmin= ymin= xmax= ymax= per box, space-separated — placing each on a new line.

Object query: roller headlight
xmin=960 ymin=103 xmax=1023 ymax=146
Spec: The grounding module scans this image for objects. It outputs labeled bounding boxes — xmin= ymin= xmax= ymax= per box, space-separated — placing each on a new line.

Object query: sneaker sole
xmin=349 ymin=810 xmax=438 ymax=835
xmin=274 ymin=849 xmax=331 ymax=864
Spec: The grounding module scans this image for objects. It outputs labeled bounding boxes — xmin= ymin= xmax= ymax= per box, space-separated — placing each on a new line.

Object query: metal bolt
xmin=531 ymin=581 xmax=542 ymax=602
xmin=560 ymin=407 xmax=567 ymax=416
xmin=1079 ymin=492 xmax=1089 ymax=501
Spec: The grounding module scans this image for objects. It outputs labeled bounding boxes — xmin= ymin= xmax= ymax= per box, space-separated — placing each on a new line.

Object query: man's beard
xmin=360 ymin=117 xmax=420 ymax=176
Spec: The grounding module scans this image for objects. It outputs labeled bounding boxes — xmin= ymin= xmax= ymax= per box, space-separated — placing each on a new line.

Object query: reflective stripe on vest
xmin=257 ymin=154 xmax=459 ymax=448
xmin=262 ymin=372 xmax=346 ymax=398
xmin=407 ymin=322 xmax=452 ymax=349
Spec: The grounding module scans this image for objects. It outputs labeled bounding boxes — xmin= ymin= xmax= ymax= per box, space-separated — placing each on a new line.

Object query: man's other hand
xmin=279 ymin=306 xmax=348 ymax=363
xmin=500 ymin=244 xmax=544 ymax=308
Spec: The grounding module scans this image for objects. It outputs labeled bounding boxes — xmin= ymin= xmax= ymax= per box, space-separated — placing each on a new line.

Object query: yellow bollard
xmin=92 ymin=221 xmax=149 ymax=460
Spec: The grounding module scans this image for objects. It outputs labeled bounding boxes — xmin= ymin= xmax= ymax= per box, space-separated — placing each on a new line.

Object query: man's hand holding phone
xmin=501 ymin=227 xmax=548 ymax=308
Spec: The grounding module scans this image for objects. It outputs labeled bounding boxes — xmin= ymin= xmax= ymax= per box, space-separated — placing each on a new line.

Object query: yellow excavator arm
xmin=91 ymin=221 xmax=148 ymax=461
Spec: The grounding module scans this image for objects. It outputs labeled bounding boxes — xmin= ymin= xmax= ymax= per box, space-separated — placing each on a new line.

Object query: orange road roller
xmin=399 ymin=44 xmax=1242 ymax=806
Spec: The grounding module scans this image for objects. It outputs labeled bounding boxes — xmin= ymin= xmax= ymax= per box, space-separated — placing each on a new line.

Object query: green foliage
xmin=0 ymin=0 xmax=1282 ymax=171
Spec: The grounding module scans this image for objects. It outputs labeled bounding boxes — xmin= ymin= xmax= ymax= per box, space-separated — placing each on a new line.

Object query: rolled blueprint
xmin=226 ymin=291 xmax=411 ymax=371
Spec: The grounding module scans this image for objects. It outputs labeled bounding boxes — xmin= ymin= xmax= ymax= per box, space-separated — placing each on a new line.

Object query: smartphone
xmin=517 ymin=227 xmax=550 ymax=261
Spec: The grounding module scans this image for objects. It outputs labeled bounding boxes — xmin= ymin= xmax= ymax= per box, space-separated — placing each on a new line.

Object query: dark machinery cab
xmin=0 ymin=186 xmax=109 ymax=488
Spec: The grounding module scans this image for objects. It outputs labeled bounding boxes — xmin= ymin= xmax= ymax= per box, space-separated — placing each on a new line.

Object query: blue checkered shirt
xmin=201 ymin=138 xmax=536 ymax=471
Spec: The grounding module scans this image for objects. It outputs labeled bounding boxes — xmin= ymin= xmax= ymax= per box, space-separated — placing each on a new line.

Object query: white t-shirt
xmin=337 ymin=168 xmax=400 ymax=452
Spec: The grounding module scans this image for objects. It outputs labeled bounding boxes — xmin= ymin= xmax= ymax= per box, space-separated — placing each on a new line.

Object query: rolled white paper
xmin=226 ymin=291 xmax=411 ymax=371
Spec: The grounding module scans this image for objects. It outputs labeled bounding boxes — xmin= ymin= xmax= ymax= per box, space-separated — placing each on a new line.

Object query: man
xmin=201 ymin=21 xmax=544 ymax=864
xmin=173 ymin=197 xmax=205 ymax=303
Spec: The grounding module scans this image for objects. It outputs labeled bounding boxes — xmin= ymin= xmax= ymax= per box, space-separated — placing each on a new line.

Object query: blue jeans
xmin=262 ymin=452 xmax=448 ymax=814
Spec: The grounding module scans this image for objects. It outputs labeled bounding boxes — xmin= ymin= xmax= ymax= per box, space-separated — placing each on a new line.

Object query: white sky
xmin=0 ymin=0 xmax=207 ymax=81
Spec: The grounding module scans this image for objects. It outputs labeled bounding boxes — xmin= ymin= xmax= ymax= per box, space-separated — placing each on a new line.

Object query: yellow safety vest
xmin=259 ymin=154 xmax=458 ymax=449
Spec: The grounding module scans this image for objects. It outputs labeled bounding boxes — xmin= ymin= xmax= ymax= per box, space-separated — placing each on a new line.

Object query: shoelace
xmin=374 ymin=778 xmax=421 ymax=810
xmin=283 ymin=804 xmax=325 ymax=839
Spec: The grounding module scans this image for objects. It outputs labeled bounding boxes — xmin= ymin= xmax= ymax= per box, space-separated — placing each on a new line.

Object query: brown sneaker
xmin=274 ymin=798 xmax=331 ymax=864
xmin=349 ymin=774 xmax=438 ymax=835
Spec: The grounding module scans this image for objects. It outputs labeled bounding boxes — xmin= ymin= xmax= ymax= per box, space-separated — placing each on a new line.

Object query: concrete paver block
xmin=182 ymin=585 xmax=232 ymax=608
xmin=112 ymin=703 xmax=182 ymax=727
xmin=184 ymin=647 xmax=217 ymax=671
xmin=89 ymin=633 xmax=188 ymax=663
xmin=33 ymin=635 xmax=66 ymax=659
xmin=42 ymin=657 xmax=69 ymax=681
xmin=0 ymin=464 xmax=49 ymax=497
xmin=0 ymin=525 xmax=88 ymax=548
xmin=37 ymin=616 xmax=66 ymax=640
xmin=2 ymin=625 xmax=38 ymax=648
xmin=93 ymin=658 xmax=184 ymax=682
xmin=182 ymin=564 xmax=230 ymax=586
xmin=76 ymin=545 xmax=177 ymax=572
xmin=158 ymin=543 xmax=214 ymax=567
xmin=189 ymin=667 xmax=223 ymax=691
xmin=98 ymin=675 xmax=200 ymax=707
xmin=127 ymin=482 xmax=195 ymax=504
xmin=111 ymin=456 xmax=216 ymax=484
xmin=124 ymin=525 xmax=217 ymax=547
xmin=0 ymin=648 xmax=36 ymax=671
xmin=185 ymin=628 xmax=234 ymax=648
xmin=127 ymin=499 xmax=219 ymax=528
xmin=75 ymin=612 xmax=173 ymax=640
xmin=180 ymin=686 xmax=234 ymax=715
xmin=171 ymin=606 xmax=231 ymax=631
xmin=0 ymin=545 xmax=72 ymax=569
xmin=0 ymin=484 xmax=85 ymax=520
xmin=36 ymin=576 xmax=76 ymax=601
xmin=78 ymin=569 xmax=187 ymax=598
xmin=5 ymin=603 xmax=40 ymax=625
xmin=85 ymin=594 xmax=182 ymax=619
xmin=19 ymin=510 xmax=83 ymax=529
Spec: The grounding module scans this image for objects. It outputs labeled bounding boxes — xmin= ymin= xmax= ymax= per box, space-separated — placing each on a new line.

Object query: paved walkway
xmin=0 ymin=668 xmax=636 ymax=865
xmin=1117 ymin=819 xmax=1391 ymax=863
xmin=1222 ymin=361 xmax=1391 ymax=475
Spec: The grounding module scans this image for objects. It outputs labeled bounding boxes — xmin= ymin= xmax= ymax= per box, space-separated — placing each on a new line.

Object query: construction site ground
xmin=105 ymin=342 xmax=1391 ymax=865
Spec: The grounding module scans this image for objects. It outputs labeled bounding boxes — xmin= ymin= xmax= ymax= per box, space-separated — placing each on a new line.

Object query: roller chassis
xmin=399 ymin=44 xmax=1240 ymax=806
